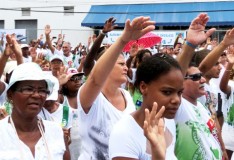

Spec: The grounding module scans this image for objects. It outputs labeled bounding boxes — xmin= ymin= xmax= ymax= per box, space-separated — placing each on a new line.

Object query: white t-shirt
xmin=23 ymin=56 xmax=32 ymax=63
xmin=77 ymin=87 xmax=136 ymax=160
xmin=54 ymin=49 xmax=80 ymax=69
xmin=221 ymin=85 xmax=234 ymax=151
xmin=174 ymin=98 xmax=222 ymax=160
xmin=63 ymin=96 xmax=82 ymax=160
xmin=0 ymin=116 xmax=66 ymax=160
xmin=198 ymin=82 xmax=220 ymax=112
xmin=109 ymin=115 xmax=177 ymax=160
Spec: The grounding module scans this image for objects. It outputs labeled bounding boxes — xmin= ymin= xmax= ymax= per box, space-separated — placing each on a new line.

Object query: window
xmin=64 ymin=6 xmax=74 ymax=16
xmin=0 ymin=20 xmax=4 ymax=29
xmin=21 ymin=8 xmax=31 ymax=16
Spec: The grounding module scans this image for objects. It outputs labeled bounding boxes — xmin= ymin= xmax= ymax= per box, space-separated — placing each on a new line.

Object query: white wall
xmin=0 ymin=0 xmax=94 ymax=47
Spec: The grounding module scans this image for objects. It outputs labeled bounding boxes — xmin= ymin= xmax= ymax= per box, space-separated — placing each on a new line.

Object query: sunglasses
xmin=221 ymin=53 xmax=226 ymax=57
xmin=69 ymin=76 xmax=82 ymax=81
xmin=184 ymin=73 xmax=202 ymax=81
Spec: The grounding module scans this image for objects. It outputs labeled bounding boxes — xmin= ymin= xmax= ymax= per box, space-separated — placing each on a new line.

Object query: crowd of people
xmin=0 ymin=13 xmax=234 ymax=160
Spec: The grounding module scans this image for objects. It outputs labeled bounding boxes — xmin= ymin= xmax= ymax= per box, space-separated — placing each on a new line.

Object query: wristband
xmin=100 ymin=31 xmax=107 ymax=37
xmin=185 ymin=41 xmax=197 ymax=49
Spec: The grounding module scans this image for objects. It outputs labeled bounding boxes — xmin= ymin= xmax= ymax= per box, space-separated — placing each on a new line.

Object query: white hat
xmin=3 ymin=61 xmax=17 ymax=76
xmin=49 ymin=54 xmax=64 ymax=63
xmin=52 ymin=42 xmax=57 ymax=47
xmin=67 ymin=68 xmax=84 ymax=77
xmin=20 ymin=44 xmax=29 ymax=49
xmin=45 ymin=74 xmax=59 ymax=101
xmin=7 ymin=62 xmax=54 ymax=95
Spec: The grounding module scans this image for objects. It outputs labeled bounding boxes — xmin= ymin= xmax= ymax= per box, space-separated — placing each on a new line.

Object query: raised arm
xmin=45 ymin=25 xmax=55 ymax=54
xmin=177 ymin=13 xmax=216 ymax=76
xmin=0 ymin=34 xmax=23 ymax=94
xmin=5 ymin=34 xmax=23 ymax=65
xmin=83 ymin=17 xmax=117 ymax=76
xmin=220 ymin=46 xmax=234 ymax=96
xmin=0 ymin=33 xmax=4 ymax=47
xmin=80 ymin=16 xmax=155 ymax=113
xmin=199 ymin=28 xmax=234 ymax=73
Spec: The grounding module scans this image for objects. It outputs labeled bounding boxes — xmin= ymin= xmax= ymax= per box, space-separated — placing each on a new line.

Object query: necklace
xmin=9 ymin=116 xmax=52 ymax=160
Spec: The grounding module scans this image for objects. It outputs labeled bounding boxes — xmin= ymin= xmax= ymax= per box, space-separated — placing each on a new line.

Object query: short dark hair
xmin=192 ymin=49 xmax=210 ymax=67
xmin=135 ymin=49 xmax=152 ymax=66
xmin=134 ymin=53 xmax=182 ymax=89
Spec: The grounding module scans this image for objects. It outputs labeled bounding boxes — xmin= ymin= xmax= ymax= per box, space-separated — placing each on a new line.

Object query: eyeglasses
xmin=15 ymin=87 xmax=50 ymax=97
xmin=69 ymin=76 xmax=82 ymax=82
xmin=184 ymin=73 xmax=202 ymax=81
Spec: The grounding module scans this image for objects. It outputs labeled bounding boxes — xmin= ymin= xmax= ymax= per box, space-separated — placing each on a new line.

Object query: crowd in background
xmin=0 ymin=13 xmax=234 ymax=160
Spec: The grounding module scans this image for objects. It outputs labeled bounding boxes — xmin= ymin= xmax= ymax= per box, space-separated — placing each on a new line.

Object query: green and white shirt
xmin=174 ymin=98 xmax=222 ymax=160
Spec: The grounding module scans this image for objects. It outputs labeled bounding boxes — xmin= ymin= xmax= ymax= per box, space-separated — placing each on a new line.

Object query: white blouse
xmin=0 ymin=116 xmax=66 ymax=160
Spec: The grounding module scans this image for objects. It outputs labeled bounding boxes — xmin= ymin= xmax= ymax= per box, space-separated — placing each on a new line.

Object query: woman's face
xmin=66 ymin=75 xmax=83 ymax=92
xmin=109 ymin=54 xmax=128 ymax=85
xmin=8 ymin=80 xmax=48 ymax=118
xmin=140 ymin=68 xmax=184 ymax=119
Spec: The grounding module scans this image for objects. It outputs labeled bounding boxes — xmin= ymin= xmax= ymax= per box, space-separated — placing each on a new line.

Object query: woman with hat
xmin=0 ymin=62 xmax=70 ymax=159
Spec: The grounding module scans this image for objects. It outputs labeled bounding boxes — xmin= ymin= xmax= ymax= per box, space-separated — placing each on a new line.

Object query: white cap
xmin=3 ymin=61 xmax=17 ymax=76
xmin=49 ymin=54 xmax=64 ymax=63
xmin=67 ymin=68 xmax=84 ymax=77
xmin=7 ymin=62 xmax=54 ymax=96
xmin=45 ymin=74 xmax=59 ymax=101
xmin=21 ymin=44 xmax=29 ymax=49
xmin=52 ymin=42 xmax=57 ymax=47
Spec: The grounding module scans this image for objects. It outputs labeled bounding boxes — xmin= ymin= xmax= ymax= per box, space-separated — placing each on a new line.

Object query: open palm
xmin=227 ymin=45 xmax=234 ymax=64
xmin=186 ymin=13 xmax=216 ymax=46
xmin=143 ymin=102 xmax=166 ymax=160
xmin=121 ymin=17 xmax=155 ymax=43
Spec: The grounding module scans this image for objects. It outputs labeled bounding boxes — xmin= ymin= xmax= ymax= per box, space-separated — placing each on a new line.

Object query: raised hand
xmin=143 ymin=102 xmax=166 ymax=160
xmin=58 ymin=33 xmax=62 ymax=40
xmin=186 ymin=13 xmax=216 ymax=46
xmin=120 ymin=16 xmax=155 ymax=43
xmin=30 ymin=47 xmax=37 ymax=59
xmin=227 ymin=45 xmax=234 ymax=64
xmin=221 ymin=28 xmax=234 ymax=47
xmin=44 ymin=25 xmax=51 ymax=36
xmin=56 ymin=67 xmax=72 ymax=86
xmin=5 ymin=34 xmax=22 ymax=57
xmin=37 ymin=52 xmax=45 ymax=60
xmin=38 ymin=34 xmax=43 ymax=40
xmin=102 ymin=17 xmax=118 ymax=33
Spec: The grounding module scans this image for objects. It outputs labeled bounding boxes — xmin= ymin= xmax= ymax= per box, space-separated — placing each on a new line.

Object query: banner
xmin=0 ymin=29 xmax=26 ymax=42
xmin=104 ymin=30 xmax=186 ymax=46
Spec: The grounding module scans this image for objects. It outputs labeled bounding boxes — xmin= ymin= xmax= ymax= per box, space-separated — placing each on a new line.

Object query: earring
xmin=8 ymin=99 xmax=13 ymax=104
